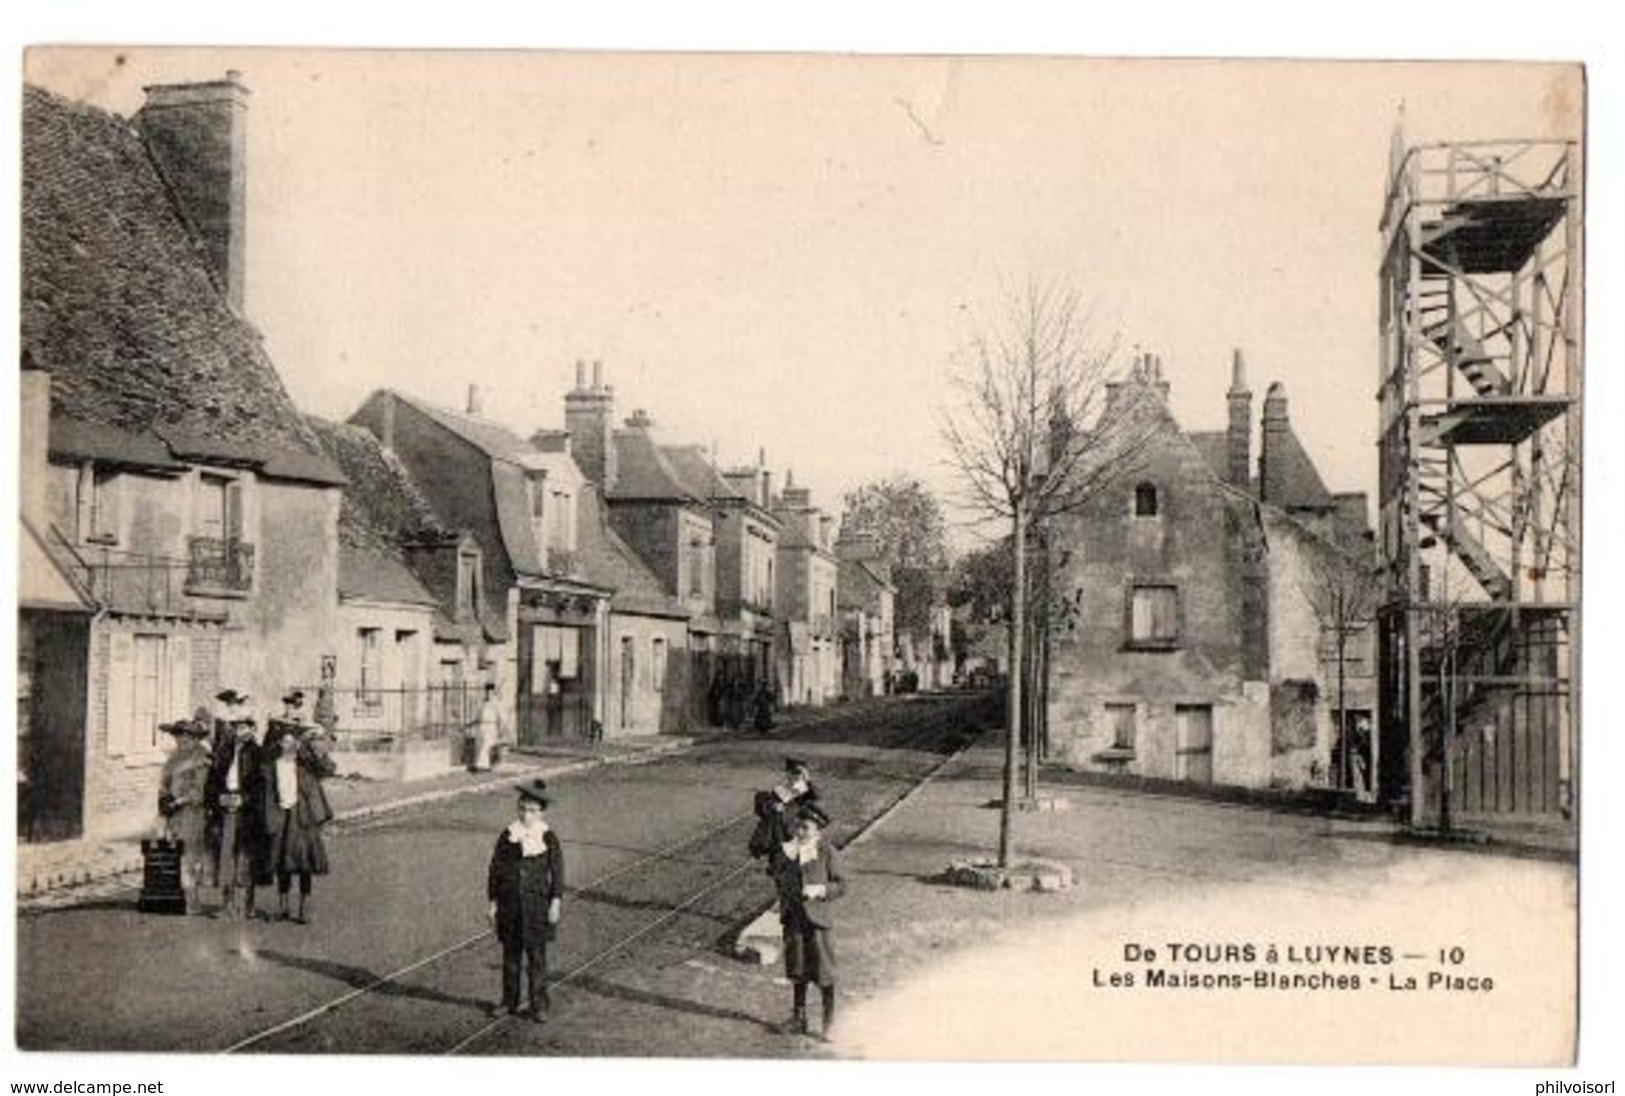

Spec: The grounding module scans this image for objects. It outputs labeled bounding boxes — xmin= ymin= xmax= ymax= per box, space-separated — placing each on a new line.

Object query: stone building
xmin=772 ymin=474 xmax=841 ymax=707
xmin=837 ymin=530 xmax=896 ymax=698
xmin=19 ymin=77 xmax=348 ymax=840
xmin=562 ymin=364 xmax=791 ymax=726
xmin=1046 ymin=352 xmax=1377 ymax=793
xmin=349 ymin=388 xmax=614 ymax=744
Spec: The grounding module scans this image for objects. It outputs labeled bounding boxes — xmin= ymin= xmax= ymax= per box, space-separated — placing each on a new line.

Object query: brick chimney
xmin=1259 ymin=381 xmax=1290 ymax=505
xmin=137 ymin=71 xmax=250 ymax=312
xmin=564 ymin=359 xmax=617 ymax=489
xmin=466 ymin=384 xmax=482 ymax=417
xmin=1226 ymin=348 xmax=1252 ymax=490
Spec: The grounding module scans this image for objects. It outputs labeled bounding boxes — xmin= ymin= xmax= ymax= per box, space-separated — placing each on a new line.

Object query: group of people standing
xmin=157 ymin=687 xmax=337 ymax=922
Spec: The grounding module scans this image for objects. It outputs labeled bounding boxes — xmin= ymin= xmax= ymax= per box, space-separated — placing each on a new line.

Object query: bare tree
xmin=941 ymin=276 xmax=1153 ymax=868
xmin=1302 ymin=542 xmax=1383 ymax=799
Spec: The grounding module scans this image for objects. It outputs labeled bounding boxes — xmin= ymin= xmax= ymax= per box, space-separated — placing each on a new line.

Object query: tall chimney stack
xmin=1226 ymin=348 xmax=1252 ymax=490
xmin=565 ymin=360 xmax=617 ymax=489
xmin=137 ymin=71 xmax=250 ymax=312
xmin=466 ymin=384 xmax=482 ymax=416
xmin=1259 ymin=381 xmax=1290 ymax=505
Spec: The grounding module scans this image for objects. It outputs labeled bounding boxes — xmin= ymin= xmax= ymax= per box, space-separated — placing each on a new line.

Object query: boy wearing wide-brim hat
xmin=487 ymin=780 xmax=565 ymax=1021
xmin=770 ymin=801 xmax=845 ymax=1040
xmin=157 ymin=713 xmax=216 ymax=915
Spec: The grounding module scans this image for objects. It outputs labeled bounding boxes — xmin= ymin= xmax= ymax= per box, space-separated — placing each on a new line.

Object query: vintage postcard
xmin=11 ymin=46 xmax=1585 ymax=1076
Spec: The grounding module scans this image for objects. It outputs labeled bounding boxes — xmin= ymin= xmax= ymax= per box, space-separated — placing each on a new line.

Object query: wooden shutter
xmin=92 ymin=470 xmax=122 ymax=542
xmin=225 ymin=480 xmax=244 ymax=541
xmin=168 ymin=634 xmax=193 ymax=725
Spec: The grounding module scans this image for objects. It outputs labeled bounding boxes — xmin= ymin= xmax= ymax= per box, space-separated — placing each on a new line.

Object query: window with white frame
xmin=106 ymin=631 xmax=191 ymax=756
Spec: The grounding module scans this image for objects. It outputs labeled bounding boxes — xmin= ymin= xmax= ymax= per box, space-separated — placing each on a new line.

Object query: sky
xmin=21 ymin=49 xmax=1581 ymax=548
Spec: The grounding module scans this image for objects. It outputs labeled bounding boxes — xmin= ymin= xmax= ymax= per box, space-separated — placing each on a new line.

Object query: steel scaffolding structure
xmin=1376 ymin=135 xmax=1580 ymax=829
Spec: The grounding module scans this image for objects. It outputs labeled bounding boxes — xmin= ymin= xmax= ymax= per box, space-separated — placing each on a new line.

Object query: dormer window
xmin=456 ymin=549 xmax=481 ymax=621
xmin=1134 ymin=482 xmax=1160 ymax=518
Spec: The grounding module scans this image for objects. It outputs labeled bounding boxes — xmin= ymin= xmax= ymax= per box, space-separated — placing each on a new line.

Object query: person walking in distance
xmin=262 ymin=695 xmax=337 ymax=924
xmin=157 ymin=711 xmax=216 ymax=915
xmin=471 ymin=682 xmax=507 ymax=772
xmin=487 ymin=779 xmax=564 ymax=1021
xmin=210 ymin=688 xmax=266 ymax=921
xmin=770 ymin=802 xmax=844 ymax=1040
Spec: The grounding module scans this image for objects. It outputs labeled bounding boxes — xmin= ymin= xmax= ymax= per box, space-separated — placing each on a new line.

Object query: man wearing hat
xmin=157 ymin=711 xmax=216 ymax=915
xmin=770 ymin=801 xmax=845 ymax=1040
xmin=210 ymin=688 xmax=267 ymax=921
xmin=487 ymin=779 xmax=565 ymax=1021
xmin=749 ymin=757 xmax=819 ymax=859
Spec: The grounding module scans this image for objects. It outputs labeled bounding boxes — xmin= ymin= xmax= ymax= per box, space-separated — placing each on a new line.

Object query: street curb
xmin=331 ymin=737 xmax=697 ymax=825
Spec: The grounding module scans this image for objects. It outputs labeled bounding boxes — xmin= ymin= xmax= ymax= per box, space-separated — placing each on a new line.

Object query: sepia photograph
xmin=4 ymin=11 xmax=1616 ymax=1093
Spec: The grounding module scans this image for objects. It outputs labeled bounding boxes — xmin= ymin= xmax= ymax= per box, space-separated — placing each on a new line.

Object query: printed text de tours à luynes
xmin=1092 ymin=942 xmax=1494 ymax=993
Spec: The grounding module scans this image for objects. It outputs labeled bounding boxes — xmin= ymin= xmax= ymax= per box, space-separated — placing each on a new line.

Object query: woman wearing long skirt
xmin=262 ymin=716 xmax=337 ymax=924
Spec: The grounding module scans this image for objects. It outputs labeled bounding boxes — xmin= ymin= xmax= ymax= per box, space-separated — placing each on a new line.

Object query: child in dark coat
xmin=487 ymin=779 xmax=565 ymax=1020
xmin=770 ymin=802 xmax=844 ymax=1040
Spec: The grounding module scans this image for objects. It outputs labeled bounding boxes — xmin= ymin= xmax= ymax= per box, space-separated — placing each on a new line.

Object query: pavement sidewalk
xmin=789 ymin=738 xmax=1579 ymax=1060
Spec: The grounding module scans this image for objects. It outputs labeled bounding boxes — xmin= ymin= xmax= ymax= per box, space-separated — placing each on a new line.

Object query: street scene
xmin=12 ymin=48 xmax=1582 ymax=1069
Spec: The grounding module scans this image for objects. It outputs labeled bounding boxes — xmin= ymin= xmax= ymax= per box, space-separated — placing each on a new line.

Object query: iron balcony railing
xmin=186 ymin=536 xmax=255 ymax=594
xmin=50 ymin=529 xmax=199 ymax=617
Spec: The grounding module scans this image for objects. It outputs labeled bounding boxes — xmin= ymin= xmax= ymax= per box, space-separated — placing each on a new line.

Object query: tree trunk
xmin=999 ymin=501 xmax=1026 ymax=869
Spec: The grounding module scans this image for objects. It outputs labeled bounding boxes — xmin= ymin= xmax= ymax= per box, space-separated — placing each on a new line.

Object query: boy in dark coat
xmin=770 ymin=801 xmax=844 ymax=1040
xmin=487 ymin=779 xmax=565 ymax=1021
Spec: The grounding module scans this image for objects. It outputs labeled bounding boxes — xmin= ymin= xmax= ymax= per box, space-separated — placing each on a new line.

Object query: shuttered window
xmin=107 ymin=632 xmax=191 ymax=756
xmin=1128 ymin=584 xmax=1180 ymax=647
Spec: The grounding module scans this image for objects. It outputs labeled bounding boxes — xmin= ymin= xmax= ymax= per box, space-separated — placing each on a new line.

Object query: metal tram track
xmin=221 ymin=695 xmax=991 ymax=1055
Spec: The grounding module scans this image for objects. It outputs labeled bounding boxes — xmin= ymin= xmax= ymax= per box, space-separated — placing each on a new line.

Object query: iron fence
xmin=305 ymin=682 xmax=486 ymax=741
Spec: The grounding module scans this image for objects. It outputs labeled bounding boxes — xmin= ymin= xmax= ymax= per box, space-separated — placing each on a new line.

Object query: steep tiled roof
xmin=1262 ymin=421 xmax=1336 ymax=511
xmin=609 ymin=430 xmax=708 ymax=503
xmin=490 ymin=461 xmax=546 ymax=577
xmin=337 ymin=545 xmax=438 ymax=607
xmin=48 ymin=414 xmax=187 ymax=472
xmin=838 ymin=557 xmax=895 ymax=610
xmin=406 ymin=399 xmax=537 ymax=461
xmin=21 ymin=86 xmax=341 ymax=485
xmin=305 ymin=416 xmax=452 ymax=552
xmin=1187 ymin=430 xmax=1229 ymax=481
xmin=577 ymin=488 xmax=688 ymax=619
xmin=663 ymin=445 xmax=740 ymax=501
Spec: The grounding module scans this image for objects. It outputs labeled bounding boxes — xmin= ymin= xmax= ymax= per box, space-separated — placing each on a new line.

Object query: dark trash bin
xmin=137 ymin=838 xmax=188 ymax=915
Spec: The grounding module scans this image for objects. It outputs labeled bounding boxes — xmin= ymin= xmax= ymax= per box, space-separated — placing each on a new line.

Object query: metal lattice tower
xmin=1377 ymin=134 xmax=1580 ymax=828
